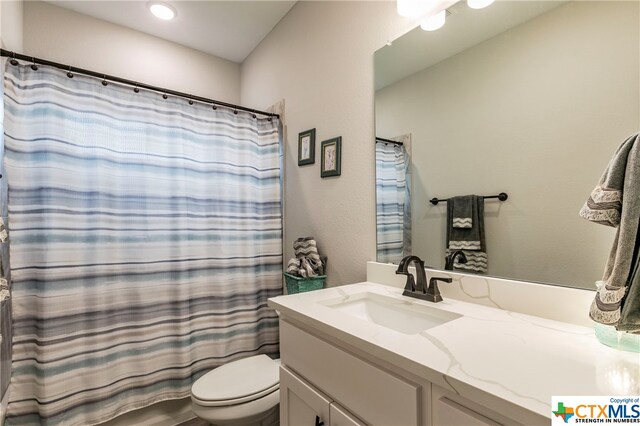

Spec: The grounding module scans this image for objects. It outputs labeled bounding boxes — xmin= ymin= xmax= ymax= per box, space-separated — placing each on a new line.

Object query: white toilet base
xmin=191 ymin=389 xmax=279 ymax=426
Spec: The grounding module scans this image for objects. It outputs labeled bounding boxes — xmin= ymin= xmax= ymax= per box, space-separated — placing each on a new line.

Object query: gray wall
xmin=375 ymin=1 xmax=640 ymax=288
xmin=23 ymin=1 xmax=241 ymax=104
xmin=1 ymin=0 xmax=23 ymax=51
xmin=241 ymin=2 xmax=413 ymax=286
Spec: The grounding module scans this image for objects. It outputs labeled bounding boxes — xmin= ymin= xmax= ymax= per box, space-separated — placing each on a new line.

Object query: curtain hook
xmin=9 ymin=52 xmax=18 ymax=66
xmin=162 ymin=93 xmax=168 ymax=100
xmin=233 ymin=109 xmax=238 ymax=115
xmin=101 ymin=75 xmax=108 ymax=86
xmin=134 ymin=84 xmax=140 ymax=93
xmin=268 ymin=117 xmax=272 ymax=122
xmin=212 ymin=104 xmax=217 ymax=110
xmin=252 ymin=114 xmax=257 ymax=119
xmin=66 ymin=65 xmax=74 ymax=78
xmin=188 ymin=98 xmax=194 ymax=105
xmin=30 ymin=57 xmax=38 ymax=71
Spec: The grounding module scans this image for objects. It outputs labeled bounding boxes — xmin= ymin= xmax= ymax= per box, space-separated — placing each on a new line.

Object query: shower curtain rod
xmin=1 ymin=49 xmax=280 ymax=119
xmin=376 ymin=137 xmax=403 ymax=145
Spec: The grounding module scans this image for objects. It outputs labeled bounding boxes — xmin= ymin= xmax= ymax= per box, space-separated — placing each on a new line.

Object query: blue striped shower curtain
xmin=376 ymin=141 xmax=411 ymax=264
xmin=2 ymin=63 xmax=282 ymax=425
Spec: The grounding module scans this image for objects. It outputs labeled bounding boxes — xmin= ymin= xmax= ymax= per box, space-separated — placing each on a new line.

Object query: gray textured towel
xmin=446 ymin=195 xmax=487 ymax=273
xmin=452 ymin=195 xmax=473 ymax=228
xmin=619 ymin=233 xmax=640 ymax=334
xmin=286 ymin=237 xmax=325 ymax=277
xmin=580 ymin=132 xmax=640 ymax=332
xmin=0 ymin=278 xmax=8 ymax=303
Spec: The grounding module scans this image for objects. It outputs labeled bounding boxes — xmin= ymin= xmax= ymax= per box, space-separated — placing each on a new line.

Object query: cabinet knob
xmin=315 ymin=415 xmax=324 ymax=426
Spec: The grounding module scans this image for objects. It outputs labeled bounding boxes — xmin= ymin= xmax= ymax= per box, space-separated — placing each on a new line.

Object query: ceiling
xmin=44 ymin=1 xmax=297 ymax=63
xmin=375 ymin=1 xmax=566 ymax=90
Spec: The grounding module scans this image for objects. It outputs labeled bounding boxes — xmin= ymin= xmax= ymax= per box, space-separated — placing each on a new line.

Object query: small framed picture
xmin=298 ymin=129 xmax=316 ymax=166
xmin=320 ymin=137 xmax=341 ymax=178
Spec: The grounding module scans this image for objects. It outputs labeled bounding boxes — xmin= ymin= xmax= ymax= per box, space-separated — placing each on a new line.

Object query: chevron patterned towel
xmin=452 ymin=195 xmax=473 ymax=228
xmin=446 ymin=196 xmax=487 ymax=273
xmin=287 ymin=257 xmax=316 ymax=278
xmin=286 ymin=237 xmax=325 ymax=277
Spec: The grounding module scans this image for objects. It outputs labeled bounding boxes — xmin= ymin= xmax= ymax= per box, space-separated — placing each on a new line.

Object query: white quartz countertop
xmin=268 ymin=282 xmax=640 ymax=423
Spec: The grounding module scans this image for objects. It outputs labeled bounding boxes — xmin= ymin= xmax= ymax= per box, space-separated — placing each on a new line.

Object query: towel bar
xmin=429 ymin=192 xmax=508 ymax=206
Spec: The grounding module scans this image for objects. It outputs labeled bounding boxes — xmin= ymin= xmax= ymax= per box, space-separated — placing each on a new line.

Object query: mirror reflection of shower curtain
xmin=2 ymin=63 xmax=282 ymax=426
xmin=376 ymin=140 xmax=411 ymax=263
xmin=0 ymin=61 xmax=11 ymax=411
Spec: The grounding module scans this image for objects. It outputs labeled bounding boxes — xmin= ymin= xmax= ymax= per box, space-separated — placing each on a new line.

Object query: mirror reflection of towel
xmin=446 ymin=195 xmax=487 ymax=273
xmin=452 ymin=195 xmax=473 ymax=228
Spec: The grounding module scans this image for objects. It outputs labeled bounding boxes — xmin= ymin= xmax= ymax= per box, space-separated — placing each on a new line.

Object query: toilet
xmin=190 ymin=355 xmax=281 ymax=426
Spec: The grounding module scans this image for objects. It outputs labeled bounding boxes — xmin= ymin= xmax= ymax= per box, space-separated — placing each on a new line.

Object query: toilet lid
xmin=192 ymin=355 xmax=280 ymax=404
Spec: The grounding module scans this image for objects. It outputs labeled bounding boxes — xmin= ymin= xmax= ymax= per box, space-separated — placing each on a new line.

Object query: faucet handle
xmin=445 ymin=250 xmax=467 ymax=270
xmin=396 ymin=269 xmax=416 ymax=292
xmin=430 ymin=277 xmax=452 ymax=285
xmin=426 ymin=277 xmax=452 ymax=303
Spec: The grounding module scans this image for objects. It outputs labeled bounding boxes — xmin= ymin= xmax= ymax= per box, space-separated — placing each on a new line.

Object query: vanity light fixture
xmin=148 ymin=2 xmax=176 ymax=20
xmin=420 ymin=10 xmax=446 ymax=31
xmin=467 ymin=0 xmax=495 ymax=9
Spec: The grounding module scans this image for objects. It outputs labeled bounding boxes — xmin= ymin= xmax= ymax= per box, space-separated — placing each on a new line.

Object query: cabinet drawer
xmin=431 ymin=385 xmax=530 ymax=426
xmin=434 ymin=397 xmax=502 ymax=426
xmin=280 ymin=320 xmax=420 ymax=426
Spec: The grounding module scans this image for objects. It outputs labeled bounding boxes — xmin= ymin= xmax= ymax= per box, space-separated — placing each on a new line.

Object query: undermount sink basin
xmin=320 ymin=292 xmax=462 ymax=334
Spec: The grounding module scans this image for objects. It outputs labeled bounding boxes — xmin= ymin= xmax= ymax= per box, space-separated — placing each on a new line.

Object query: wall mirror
xmin=374 ymin=1 xmax=639 ymax=289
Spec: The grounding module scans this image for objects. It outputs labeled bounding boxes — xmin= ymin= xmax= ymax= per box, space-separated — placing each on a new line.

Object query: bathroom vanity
xmin=268 ymin=269 xmax=639 ymax=426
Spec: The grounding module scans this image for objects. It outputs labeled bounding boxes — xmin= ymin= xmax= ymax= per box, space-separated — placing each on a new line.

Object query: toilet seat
xmin=192 ymin=383 xmax=279 ymax=407
xmin=192 ymin=355 xmax=280 ymax=407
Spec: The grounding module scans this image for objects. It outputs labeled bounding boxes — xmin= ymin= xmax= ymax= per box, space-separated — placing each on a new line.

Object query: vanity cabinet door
xmin=280 ymin=366 xmax=332 ymax=426
xmin=280 ymin=320 xmax=420 ymax=425
xmin=330 ymin=403 xmax=366 ymax=426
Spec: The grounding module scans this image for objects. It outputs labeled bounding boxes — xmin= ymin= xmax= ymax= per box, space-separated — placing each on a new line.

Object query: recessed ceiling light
xmin=148 ymin=2 xmax=176 ymax=20
xmin=467 ymin=0 xmax=495 ymax=9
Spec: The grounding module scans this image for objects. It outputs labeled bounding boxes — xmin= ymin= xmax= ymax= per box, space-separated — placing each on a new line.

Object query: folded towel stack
xmin=286 ymin=237 xmax=326 ymax=278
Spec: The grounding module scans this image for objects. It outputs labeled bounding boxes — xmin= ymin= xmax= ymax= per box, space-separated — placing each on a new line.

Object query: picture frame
xmin=298 ymin=128 xmax=316 ymax=166
xmin=320 ymin=136 xmax=342 ymax=178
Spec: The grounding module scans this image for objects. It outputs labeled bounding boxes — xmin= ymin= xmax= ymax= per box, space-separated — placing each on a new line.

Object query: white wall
xmin=241 ymin=1 xmax=413 ymax=286
xmin=1 ymin=0 xmax=23 ymax=51
xmin=375 ymin=1 xmax=639 ymax=289
xmin=23 ymin=1 xmax=240 ymax=104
